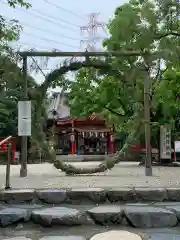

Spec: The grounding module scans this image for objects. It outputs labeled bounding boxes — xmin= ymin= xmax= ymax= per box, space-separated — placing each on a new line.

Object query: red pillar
xmin=71 ymin=120 xmax=76 ymax=154
xmin=109 ymin=134 xmax=114 ymax=153
xmin=71 ymin=134 xmax=76 ymax=154
xmin=11 ymin=138 xmax=16 ymax=162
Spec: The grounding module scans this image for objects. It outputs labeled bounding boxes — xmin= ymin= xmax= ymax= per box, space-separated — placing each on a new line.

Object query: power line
xmin=43 ymin=0 xmax=86 ymax=20
xmin=31 ymin=8 xmax=80 ymax=28
xmin=20 ymin=31 xmax=78 ymax=48
xmin=0 ymin=0 xmax=79 ymax=31
xmin=11 ymin=41 xmax=58 ymax=50
xmin=4 ymin=15 xmax=81 ymax=41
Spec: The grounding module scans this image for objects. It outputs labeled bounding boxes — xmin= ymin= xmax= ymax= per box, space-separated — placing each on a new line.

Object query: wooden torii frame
xmin=17 ymin=50 xmax=154 ymax=177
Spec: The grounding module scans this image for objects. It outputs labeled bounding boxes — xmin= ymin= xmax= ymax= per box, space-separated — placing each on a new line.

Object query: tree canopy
xmin=68 ymin=0 xmax=180 ymax=139
xmin=0 ymin=0 xmax=32 ymax=137
xmin=6 ymin=0 xmax=31 ymax=8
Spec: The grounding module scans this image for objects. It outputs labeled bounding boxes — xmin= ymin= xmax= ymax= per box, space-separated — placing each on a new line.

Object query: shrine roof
xmin=56 ymin=113 xmax=105 ymax=125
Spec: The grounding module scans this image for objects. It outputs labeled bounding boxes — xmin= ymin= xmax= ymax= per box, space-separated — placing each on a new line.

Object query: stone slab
xmin=150 ymin=233 xmax=180 ymax=240
xmin=88 ymin=205 xmax=123 ymax=225
xmin=153 ymin=202 xmax=180 ymax=207
xmin=0 ymin=207 xmax=30 ymax=227
xmin=165 ymin=206 xmax=180 ymax=220
xmin=90 ymin=230 xmax=142 ymax=240
xmin=2 ymin=238 xmax=31 ymax=240
xmin=1 ymin=188 xmax=180 ymax=204
xmin=40 ymin=237 xmax=86 ymax=240
xmin=126 ymin=203 xmax=149 ymax=206
xmin=107 ymin=188 xmax=136 ymax=202
xmin=36 ymin=189 xmax=67 ymax=204
xmin=10 ymin=204 xmax=44 ymax=210
xmin=0 ymin=189 xmax=35 ymax=203
xmin=31 ymin=207 xmax=86 ymax=226
xmin=135 ymin=188 xmax=167 ymax=202
xmin=166 ymin=188 xmax=180 ymax=201
xmin=67 ymin=188 xmax=106 ymax=203
xmin=124 ymin=206 xmax=178 ymax=228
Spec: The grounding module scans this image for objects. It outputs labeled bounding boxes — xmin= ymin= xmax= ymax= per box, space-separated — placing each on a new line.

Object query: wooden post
xmin=5 ymin=143 xmax=11 ymax=189
xmin=71 ymin=119 xmax=76 ymax=154
xmin=144 ymin=72 xmax=152 ymax=176
xmin=20 ymin=56 xmax=28 ymax=177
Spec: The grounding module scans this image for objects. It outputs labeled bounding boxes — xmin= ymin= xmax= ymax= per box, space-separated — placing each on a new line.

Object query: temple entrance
xmin=49 ymin=114 xmax=114 ymax=155
xmin=77 ymin=133 xmax=108 ymax=155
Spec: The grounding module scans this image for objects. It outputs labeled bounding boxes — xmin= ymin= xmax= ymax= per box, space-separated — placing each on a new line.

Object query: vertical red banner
xmin=109 ymin=134 xmax=114 ymax=153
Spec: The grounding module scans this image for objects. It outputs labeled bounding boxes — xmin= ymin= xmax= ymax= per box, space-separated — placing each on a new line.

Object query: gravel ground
xmin=0 ymin=223 xmax=179 ymax=240
xmin=0 ymin=162 xmax=179 ymax=189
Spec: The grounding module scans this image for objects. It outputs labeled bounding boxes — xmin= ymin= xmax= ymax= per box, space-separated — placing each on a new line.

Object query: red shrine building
xmin=46 ymin=91 xmax=114 ymax=155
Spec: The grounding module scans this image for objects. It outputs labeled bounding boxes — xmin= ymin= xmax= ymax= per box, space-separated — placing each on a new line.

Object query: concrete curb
xmin=0 ymin=187 xmax=180 ymax=204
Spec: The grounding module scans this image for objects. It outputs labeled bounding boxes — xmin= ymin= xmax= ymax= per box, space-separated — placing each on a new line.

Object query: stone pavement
xmin=0 ymin=200 xmax=180 ymax=228
xmin=1 ymin=162 xmax=180 ymax=189
xmin=0 ymin=203 xmax=174 ymax=227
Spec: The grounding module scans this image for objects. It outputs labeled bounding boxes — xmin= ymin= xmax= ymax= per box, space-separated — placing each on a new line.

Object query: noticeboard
xmin=160 ymin=125 xmax=171 ymax=159
xmin=18 ymin=101 xmax=31 ymax=136
xmin=175 ymin=141 xmax=180 ymax=153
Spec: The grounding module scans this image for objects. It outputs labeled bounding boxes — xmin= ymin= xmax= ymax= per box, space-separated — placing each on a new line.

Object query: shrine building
xmin=46 ymin=91 xmax=114 ymax=155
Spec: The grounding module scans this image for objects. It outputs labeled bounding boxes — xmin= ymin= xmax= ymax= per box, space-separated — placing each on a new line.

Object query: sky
xmin=1 ymin=0 xmax=127 ymax=89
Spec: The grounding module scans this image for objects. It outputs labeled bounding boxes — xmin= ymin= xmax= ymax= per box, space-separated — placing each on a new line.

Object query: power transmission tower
xmin=80 ymin=13 xmax=106 ymax=51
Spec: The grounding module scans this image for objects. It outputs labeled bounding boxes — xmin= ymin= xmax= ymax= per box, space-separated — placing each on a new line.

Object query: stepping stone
xmin=0 ymin=189 xmax=35 ymax=202
xmin=165 ymin=206 xmax=180 ymax=220
xmin=31 ymin=207 xmax=86 ymax=226
xmin=107 ymin=188 xmax=135 ymax=202
xmin=2 ymin=238 xmax=31 ymax=240
xmin=124 ymin=206 xmax=177 ymax=228
xmin=0 ymin=208 xmax=30 ymax=227
xmin=40 ymin=237 xmax=86 ymax=240
xmin=150 ymin=233 xmax=180 ymax=240
xmin=67 ymin=188 xmax=106 ymax=203
xmin=90 ymin=230 xmax=142 ymax=240
xmin=126 ymin=203 xmax=149 ymax=206
xmin=135 ymin=188 xmax=167 ymax=202
xmin=166 ymin=188 xmax=180 ymax=201
xmin=11 ymin=204 xmax=44 ymax=210
xmin=153 ymin=202 xmax=180 ymax=206
xmin=88 ymin=205 xmax=123 ymax=225
xmin=36 ymin=189 xmax=67 ymax=204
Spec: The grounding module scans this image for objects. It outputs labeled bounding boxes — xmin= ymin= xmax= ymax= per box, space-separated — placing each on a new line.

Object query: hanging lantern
xmin=90 ymin=132 xmax=92 ymax=137
xmin=101 ymin=132 xmax=104 ymax=138
xmin=95 ymin=132 xmax=98 ymax=137
xmin=82 ymin=132 xmax=84 ymax=138
xmin=70 ymin=134 xmax=75 ymax=142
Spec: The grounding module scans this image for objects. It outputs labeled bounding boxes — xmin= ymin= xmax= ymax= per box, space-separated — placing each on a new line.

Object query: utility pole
xmin=144 ymin=71 xmax=152 ymax=176
xmin=20 ymin=56 xmax=28 ymax=177
xmin=80 ymin=13 xmax=106 ymax=51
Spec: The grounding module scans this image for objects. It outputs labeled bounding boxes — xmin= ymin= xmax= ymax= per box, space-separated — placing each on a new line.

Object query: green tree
xmin=6 ymin=0 xmax=31 ymax=8
xmin=0 ymin=0 xmax=55 ymax=161
xmin=152 ymin=68 xmax=180 ymax=139
xmin=70 ymin=0 xmax=180 ymax=140
xmin=54 ymin=0 xmax=180 ymax=173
